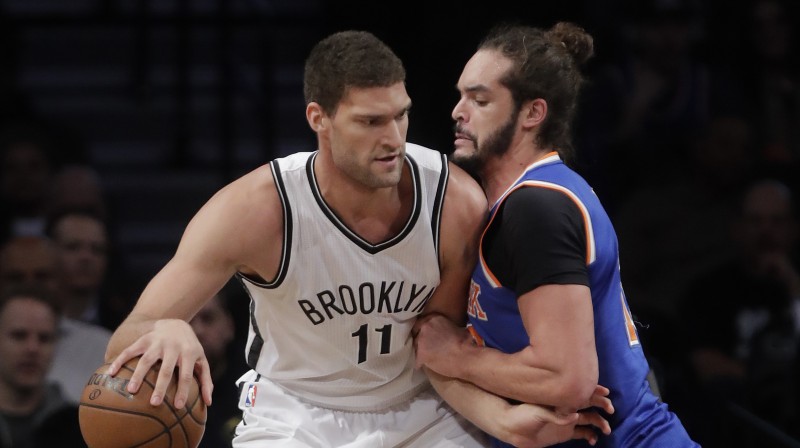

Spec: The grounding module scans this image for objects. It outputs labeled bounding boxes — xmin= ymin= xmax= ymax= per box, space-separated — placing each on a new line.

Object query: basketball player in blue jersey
xmin=102 ymin=30 xmax=610 ymax=447
xmin=414 ymin=23 xmax=699 ymax=447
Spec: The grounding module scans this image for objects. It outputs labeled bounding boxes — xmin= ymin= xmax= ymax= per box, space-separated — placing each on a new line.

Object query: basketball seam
xmin=131 ymin=364 xmax=189 ymax=448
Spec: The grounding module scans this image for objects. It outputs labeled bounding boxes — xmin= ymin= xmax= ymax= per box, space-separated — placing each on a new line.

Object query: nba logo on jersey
xmin=245 ymin=384 xmax=257 ymax=407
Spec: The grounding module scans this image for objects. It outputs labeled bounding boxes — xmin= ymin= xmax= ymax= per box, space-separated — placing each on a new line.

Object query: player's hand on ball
xmin=107 ymin=318 xmax=213 ymax=408
xmin=80 ymin=357 xmax=207 ymax=448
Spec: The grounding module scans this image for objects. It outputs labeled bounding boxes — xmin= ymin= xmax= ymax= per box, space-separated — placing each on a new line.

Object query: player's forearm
xmin=425 ymin=368 xmax=513 ymax=441
xmin=426 ymin=368 xmax=585 ymax=448
xmin=455 ymin=344 xmax=596 ymax=411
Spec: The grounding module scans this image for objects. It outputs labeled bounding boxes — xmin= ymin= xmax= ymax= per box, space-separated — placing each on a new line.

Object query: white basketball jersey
xmin=237 ymin=143 xmax=448 ymax=411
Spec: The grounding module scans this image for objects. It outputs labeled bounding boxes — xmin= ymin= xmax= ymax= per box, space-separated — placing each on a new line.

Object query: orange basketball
xmin=78 ymin=357 xmax=207 ymax=448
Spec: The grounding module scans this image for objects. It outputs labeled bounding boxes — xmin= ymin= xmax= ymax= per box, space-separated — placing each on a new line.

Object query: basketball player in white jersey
xmin=103 ymin=30 xmax=607 ymax=447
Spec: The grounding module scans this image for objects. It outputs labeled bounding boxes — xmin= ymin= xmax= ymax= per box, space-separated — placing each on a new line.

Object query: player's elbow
xmin=561 ymin=356 xmax=599 ymax=410
xmin=557 ymin=371 xmax=598 ymax=411
xmin=544 ymin=348 xmax=598 ymax=411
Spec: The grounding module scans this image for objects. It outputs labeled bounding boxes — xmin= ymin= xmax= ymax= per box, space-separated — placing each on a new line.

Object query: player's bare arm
xmin=416 ymin=284 xmax=599 ymax=411
xmin=414 ymin=163 xmax=608 ymax=445
xmin=105 ymin=165 xmax=284 ymax=409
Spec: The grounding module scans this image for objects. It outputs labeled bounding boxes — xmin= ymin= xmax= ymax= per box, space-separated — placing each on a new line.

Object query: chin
xmin=369 ymin=171 xmax=403 ymax=189
xmin=450 ymin=153 xmax=483 ymax=182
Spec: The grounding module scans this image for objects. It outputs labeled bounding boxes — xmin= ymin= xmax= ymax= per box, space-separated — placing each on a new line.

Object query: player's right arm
xmin=416 ymin=163 xmax=611 ymax=445
xmin=416 ymin=187 xmax=600 ymax=411
xmin=105 ymin=165 xmax=283 ymax=409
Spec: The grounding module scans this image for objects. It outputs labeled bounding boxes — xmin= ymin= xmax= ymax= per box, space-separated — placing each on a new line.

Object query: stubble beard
xmin=451 ymin=111 xmax=518 ymax=181
xmin=337 ymin=149 xmax=405 ymax=190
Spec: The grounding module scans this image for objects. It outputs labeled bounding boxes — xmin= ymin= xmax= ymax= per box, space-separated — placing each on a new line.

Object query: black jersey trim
xmin=234 ymin=274 xmax=264 ymax=370
xmin=431 ymin=153 xmax=448 ymax=267
xmin=237 ymin=160 xmax=293 ymax=289
xmin=305 ymin=151 xmax=422 ymax=255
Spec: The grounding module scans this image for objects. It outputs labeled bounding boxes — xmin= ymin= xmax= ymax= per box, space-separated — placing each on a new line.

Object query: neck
xmin=480 ymin=142 xmax=552 ymax=205
xmin=314 ymin=151 xmax=412 ymax=244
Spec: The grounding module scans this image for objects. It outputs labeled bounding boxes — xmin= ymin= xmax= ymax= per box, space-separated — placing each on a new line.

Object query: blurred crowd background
xmin=1 ymin=0 xmax=799 ymax=447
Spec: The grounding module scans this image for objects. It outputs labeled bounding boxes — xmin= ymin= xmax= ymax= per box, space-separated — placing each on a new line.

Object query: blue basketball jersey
xmin=467 ymin=153 xmax=697 ymax=447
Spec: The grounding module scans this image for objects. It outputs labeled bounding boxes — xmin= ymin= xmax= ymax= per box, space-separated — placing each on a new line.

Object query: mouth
xmin=17 ymin=361 xmax=44 ymax=375
xmin=454 ymin=134 xmax=476 ymax=149
xmin=454 ymin=125 xmax=476 ymax=146
xmin=375 ymin=153 xmax=399 ymax=162
xmin=374 ymin=153 xmax=402 ymax=170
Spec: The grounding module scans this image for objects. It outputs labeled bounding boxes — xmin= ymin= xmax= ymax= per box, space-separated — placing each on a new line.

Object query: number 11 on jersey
xmin=351 ymin=324 xmax=392 ymax=363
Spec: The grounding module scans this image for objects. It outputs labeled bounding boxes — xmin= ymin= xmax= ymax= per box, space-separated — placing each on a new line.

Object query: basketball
xmin=78 ymin=357 xmax=207 ymax=448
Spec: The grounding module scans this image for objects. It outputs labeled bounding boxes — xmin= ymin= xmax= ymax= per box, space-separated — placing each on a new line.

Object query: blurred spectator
xmin=0 ymin=235 xmax=111 ymax=405
xmin=45 ymin=209 xmax=116 ymax=330
xmin=0 ymin=123 xmax=55 ymax=241
xmin=0 ymin=236 xmax=58 ymax=291
xmin=190 ymin=284 xmax=248 ymax=448
xmin=0 ymin=286 xmax=83 ymax=448
xmin=679 ymin=178 xmax=800 ymax=446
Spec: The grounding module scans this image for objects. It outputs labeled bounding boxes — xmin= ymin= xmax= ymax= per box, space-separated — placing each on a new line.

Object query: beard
xmin=451 ymin=111 xmax=518 ymax=181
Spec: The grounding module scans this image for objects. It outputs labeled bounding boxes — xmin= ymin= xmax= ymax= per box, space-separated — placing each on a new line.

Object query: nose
xmin=452 ymin=98 xmax=467 ymax=123
xmin=383 ymin=120 xmax=404 ymax=148
xmin=24 ymin=335 xmax=45 ymax=353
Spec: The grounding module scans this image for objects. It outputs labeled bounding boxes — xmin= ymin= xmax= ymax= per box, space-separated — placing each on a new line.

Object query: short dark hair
xmin=0 ymin=284 xmax=61 ymax=318
xmin=303 ymin=30 xmax=406 ymax=115
xmin=479 ymin=22 xmax=594 ymax=164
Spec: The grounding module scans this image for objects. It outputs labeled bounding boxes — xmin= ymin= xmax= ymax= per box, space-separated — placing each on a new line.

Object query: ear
xmin=306 ymin=102 xmax=327 ymax=132
xmin=520 ymin=98 xmax=547 ymax=129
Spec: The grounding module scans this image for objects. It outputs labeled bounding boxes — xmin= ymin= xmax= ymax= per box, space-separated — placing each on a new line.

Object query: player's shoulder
xmin=448 ymin=161 xmax=486 ymax=203
xmin=505 ymin=183 xmax=579 ymax=215
xmin=202 ymin=160 xmax=283 ymax=219
xmin=442 ymin=161 xmax=487 ymax=229
xmin=501 ymin=185 xmax=586 ymax=234
xmin=271 ymin=151 xmax=315 ymax=172
xmin=404 ymin=142 xmax=447 ymax=169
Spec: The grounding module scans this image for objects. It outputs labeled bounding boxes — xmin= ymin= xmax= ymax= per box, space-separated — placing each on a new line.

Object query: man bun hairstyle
xmin=479 ymin=21 xmax=594 ymax=164
xmin=545 ymin=22 xmax=594 ymax=67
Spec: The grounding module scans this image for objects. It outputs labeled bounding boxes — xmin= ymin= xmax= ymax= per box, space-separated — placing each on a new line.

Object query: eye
xmin=360 ymin=117 xmax=382 ymax=126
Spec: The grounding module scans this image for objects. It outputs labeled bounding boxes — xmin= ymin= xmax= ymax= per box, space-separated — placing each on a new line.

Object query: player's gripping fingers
xmin=108 ymin=344 xmax=148 ymax=392
xmin=173 ymin=359 xmax=194 ymax=409
xmin=196 ymin=357 xmax=214 ymax=406
xmin=571 ymin=426 xmax=598 ymax=446
xmin=172 ymin=356 xmax=212 ymax=408
xmin=577 ymin=410 xmax=611 ymax=436
xmin=590 ymin=385 xmax=614 ymax=415
xmin=148 ymin=351 xmax=179 ymax=406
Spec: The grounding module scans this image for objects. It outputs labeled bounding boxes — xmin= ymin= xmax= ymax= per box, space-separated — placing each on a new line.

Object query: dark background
xmin=2 ymin=0 xmax=800 ymax=446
